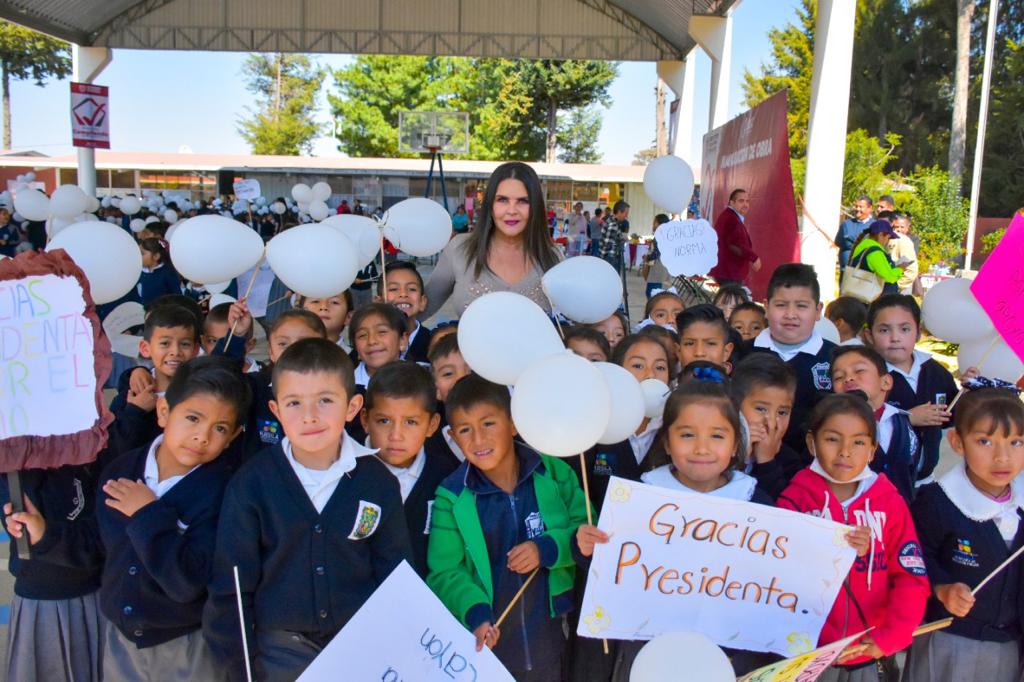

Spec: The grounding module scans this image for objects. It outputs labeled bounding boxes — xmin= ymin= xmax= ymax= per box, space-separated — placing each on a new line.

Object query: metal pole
xmin=437 ymin=152 xmax=449 ymax=213
xmin=964 ymin=0 xmax=1000 ymax=273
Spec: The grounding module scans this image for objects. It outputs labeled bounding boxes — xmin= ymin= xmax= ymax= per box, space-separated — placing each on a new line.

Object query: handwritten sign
xmin=232 ymin=179 xmax=262 ymax=201
xmin=577 ymin=478 xmax=856 ymax=657
xmin=298 ymin=561 xmax=514 ymax=682
xmin=654 ymin=218 xmax=718 ymax=277
xmin=737 ymin=632 xmax=866 ymax=682
xmin=971 ymin=214 xmax=1024 ymax=363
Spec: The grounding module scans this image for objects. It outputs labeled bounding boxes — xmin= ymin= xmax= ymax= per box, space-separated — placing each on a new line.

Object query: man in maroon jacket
xmin=709 ymin=188 xmax=761 ymax=286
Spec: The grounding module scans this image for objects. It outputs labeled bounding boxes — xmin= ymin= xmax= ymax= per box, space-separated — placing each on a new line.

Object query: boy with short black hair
xmin=204 ymin=338 xmax=411 ymax=681
xmin=563 ymin=325 xmax=612 ymax=363
xmin=109 ymin=304 xmax=202 ymax=454
xmin=728 ymin=353 xmax=804 ymax=499
xmin=830 ymin=344 xmax=922 ymax=503
xmin=729 ymin=301 xmax=767 ymax=342
xmin=825 ymin=296 xmax=868 ymax=345
xmin=746 ymin=263 xmax=837 ymax=452
xmin=361 ymin=361 xmax=459 ymax=576
xmin=97 ymin=356 xmax=250 ymax=681
xmin=378 ymin=261 xmax=432 ymax=363
xmin=203 ymin=302 xmax=261 ymax=373
xmin=428 ymin=374 xmax=588 ymax=680
xmin=676 ymin=303 xmax=735 ymax=370
xmin=425 ymin=333 xmax=472 ymax=462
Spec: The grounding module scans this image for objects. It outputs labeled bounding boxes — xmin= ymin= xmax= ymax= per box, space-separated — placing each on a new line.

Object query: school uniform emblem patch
xmin=348 ymin=500 xmax=382 ymax=540
xmin=811 ymin=362 xmax=832 ymax=390
xmin=898 ymin=541 xmax=927 ymax=575
xmin=952 ymin=538 xmax=980 ymax=568
xmin=593 ymin=452 xmax=614 ymax=477
xmin=257 ymin=418 xmax=281 ymax=445
xmin=524 ymin=511 xmax=546 ymax=539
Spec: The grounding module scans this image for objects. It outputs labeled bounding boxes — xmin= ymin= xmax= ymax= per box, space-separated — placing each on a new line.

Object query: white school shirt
xmin=441 ymin=425 xmax=466 ymax=462
xmin=281 ymin=433 xmax=378 ymax=513
xmin=375 ymin=445 xmax=426 ymax=502
xmin=143 ymin=435 xmax=200 ymax=499
xmin=876 ymin=403 xmax=903 ymax=454
xmin=939 ymin=464 xmax=1024 ymax=543
xmin=752 ymin=328 xmax=824 ymax=362
xmin=886 ymin=349 xmax=931 ymax=393
xmin=629 ymin=416 xmax=662 ymax=466
xmin=354 ymin=362 xmax=372 ymax=388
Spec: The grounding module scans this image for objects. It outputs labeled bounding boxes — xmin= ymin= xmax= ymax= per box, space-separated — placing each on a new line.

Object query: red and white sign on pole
xmin=70 ymin=82 xmax=110 ymax=149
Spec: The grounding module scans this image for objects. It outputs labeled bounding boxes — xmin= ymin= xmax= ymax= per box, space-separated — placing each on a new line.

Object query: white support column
xmin=657 ymin=52 xmax=696 ymax=163
xmin=801 ymin=0 xmax=856 ymax=301
xmin=71 ymin=45 xmax=112 ymax=196
xmin=689 ymin=13 xmax=733 ymax=131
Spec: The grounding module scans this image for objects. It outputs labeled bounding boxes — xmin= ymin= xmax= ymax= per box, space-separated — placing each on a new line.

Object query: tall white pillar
xmin=657 ymin=52 xmax=696 ymax=163
xmin=801 ymin=0 xmax=856 ymax=301
xmin=71 ymin=45 xmax=112 ymax=196
xmin=689 ymin=14 xmax=733 ymax=131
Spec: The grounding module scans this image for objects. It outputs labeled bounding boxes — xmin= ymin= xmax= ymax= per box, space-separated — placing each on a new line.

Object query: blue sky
xmin=7 ymin=0 xmax=799 ymax=166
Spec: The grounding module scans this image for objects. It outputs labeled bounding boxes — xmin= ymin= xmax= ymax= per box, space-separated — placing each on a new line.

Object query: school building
xmin=0 ymin=151 xmax=682 ymax=236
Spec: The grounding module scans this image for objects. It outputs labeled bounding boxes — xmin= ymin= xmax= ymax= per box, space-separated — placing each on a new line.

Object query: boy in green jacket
xmin=427 ymin=374 xmax=589 ymax=681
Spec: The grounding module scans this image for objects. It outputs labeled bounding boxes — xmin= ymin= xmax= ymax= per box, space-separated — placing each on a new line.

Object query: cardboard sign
xmin=233 ymin=179 xmax=262 ymax=201
xmin=298 ymin=561 xmax=514 ymax=682
xmin=0 ymin=250 xmax=112 ymax=471
xmin=737 ymin=632 xmax=867 ymax=682
xmin=971 ymin=214 xmax=1024 ymax=363
xmin=101 ymin=301 xmax=144 ymax=358
xmin=70 ymin=82 xmax=110 ymax=149
xmin=654 ymin=218 xmax=719 ymax=277
xmin=577 ymin=478 xmax=856 ymax=657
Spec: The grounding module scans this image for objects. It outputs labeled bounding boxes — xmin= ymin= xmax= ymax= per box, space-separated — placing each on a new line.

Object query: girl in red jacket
xmin=778 ymin=393 xmax=929 ymax=681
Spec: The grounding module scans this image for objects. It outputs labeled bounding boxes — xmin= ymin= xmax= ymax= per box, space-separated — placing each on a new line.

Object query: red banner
xmin=700 ymin=91 xmax=799 ymax=299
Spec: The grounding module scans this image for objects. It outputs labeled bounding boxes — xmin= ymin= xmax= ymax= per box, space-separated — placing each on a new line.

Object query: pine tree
xmin=557 ymin=107 xmax=604 ymax=164
xmin=0 ymin=21 xmax=71 ymax=149
xmin=238 ymin=53 xmax=325 ymax=155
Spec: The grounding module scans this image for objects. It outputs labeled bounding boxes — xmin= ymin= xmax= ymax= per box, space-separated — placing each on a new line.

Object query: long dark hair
xmin=461 ymin=162 xmax=559 ymax=278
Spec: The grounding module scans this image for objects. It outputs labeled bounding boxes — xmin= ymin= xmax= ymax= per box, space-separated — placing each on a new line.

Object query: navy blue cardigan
xmin=97 ymin=443 xmax=232 ymax=648
xmin=403 ymin=441 xmax=460 ymax=577
xmin=203 ymin=444 xmax=412 ymax=680
xmin=912 ymin=482 xmax=1023 ymax=642
xmin=886 ymin=358 xmax=959 ymax=481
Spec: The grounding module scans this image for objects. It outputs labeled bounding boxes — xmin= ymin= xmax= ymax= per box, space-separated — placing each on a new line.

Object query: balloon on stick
xmin=921 ymin=277 xmax=994 ymax=343
xmin=49 ymin=184 xmax=90 ymax=220
xmin=640 ymin=378 xmax=671 ymax=419
xmin=169 ymin=215 xmax=265 ymax=284
xmin=630 ymin=632 xmax=734 ymax=682
xmin=321 ymin=214 xmax=381 ymax=268
xmin=119 ymin=195 xmax=142 ymax=216
xmin=311 ymin=181 xmax=332 ymax=202
xmin=266 ymin=223 xmax=359 ymax=298
xmin=46 ymin=221 xmax=143 ymax=304
xmin=542 ymin=256 xmax=623 ymax=323
xmin=291 ymin=183 xmax=312 ymax=203
xmin=308 ymin=200 xmax=330 ymax=222
xmin=957 ymin=334 xmax=1024 ymax=383
xmin=381 ymin=197 xmax=452 ymax=257
xmin=642 ymin=155 xmax=696 ymax=214
xmin=13 ymin=188 xmax=50 ymax=221
xmin=458 ymin=292 xmax=564 ymax=385
xmin=594 ymin=363 xmax=645 ymax=444
xmin=511 ymin=351 xmax=612 ymax=457
xmin=815 ymin=317 xmax=841 ymax=345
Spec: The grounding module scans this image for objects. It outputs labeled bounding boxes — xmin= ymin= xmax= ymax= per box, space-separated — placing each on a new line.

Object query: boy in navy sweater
xmin=379 ymin=260 xmax=432 ymax=363
xmin=204 ymin=338 xmax=411 ymax=681
xmin=831 ymin=345 xmax=922 ymax=503
xmin=109 ymin=304 xmax=201 ymax=455
xmin=97 ymin=356 xmax=250 ymax=682
xmin=745 ymin=263 xmax=837 ymax=453
xmin=360 ymin=360 xmax=459 ymax=576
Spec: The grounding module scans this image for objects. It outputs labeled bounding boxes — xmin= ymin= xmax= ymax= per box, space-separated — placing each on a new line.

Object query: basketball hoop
xmin=398 ymin=111 xmax=469 ymax=212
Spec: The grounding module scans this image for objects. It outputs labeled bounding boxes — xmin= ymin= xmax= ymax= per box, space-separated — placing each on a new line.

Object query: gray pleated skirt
xmin=903 ymin=630 xmax=1019 ymax=682
xmin=4 ymin=592 xmax=104 ymax=682
xmin=102 ymin=619 xmax=225 ymax=682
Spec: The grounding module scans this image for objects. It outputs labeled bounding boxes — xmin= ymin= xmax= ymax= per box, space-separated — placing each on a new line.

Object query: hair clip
xmin=158 ymin=239 xmax=169 ymax=250
xmin=963 ymin=376 xmax=1022 ymax=396
xmin=650 ymin=286 xmax=679 ymax=297
xmin=691 ymin=366 xmax=726 ymax=384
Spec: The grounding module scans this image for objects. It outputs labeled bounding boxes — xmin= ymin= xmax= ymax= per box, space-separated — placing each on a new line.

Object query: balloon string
xmin=543 ymin=292 xmax=566 ymax=341
xmin=225 ymin=250 xmax=266 ymax=347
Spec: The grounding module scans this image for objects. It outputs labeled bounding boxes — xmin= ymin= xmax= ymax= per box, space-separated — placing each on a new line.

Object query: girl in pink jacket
xmin=778 ymin=393 xmax=929 ymax=680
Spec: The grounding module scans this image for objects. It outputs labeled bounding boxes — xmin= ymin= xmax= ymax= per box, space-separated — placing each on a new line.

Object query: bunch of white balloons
xmin=457 ymin=291 xmax=667 ymax=458
xmin=922 ymin=277 xmax=1022 ymax=381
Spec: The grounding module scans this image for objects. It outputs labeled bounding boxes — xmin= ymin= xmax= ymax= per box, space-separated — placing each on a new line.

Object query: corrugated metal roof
xmin=0 ymin=0 xmax=738 ymax=61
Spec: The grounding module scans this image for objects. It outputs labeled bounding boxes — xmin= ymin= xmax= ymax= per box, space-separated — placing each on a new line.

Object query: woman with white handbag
xmin=841 ymin=219 xmax=904 ymax=303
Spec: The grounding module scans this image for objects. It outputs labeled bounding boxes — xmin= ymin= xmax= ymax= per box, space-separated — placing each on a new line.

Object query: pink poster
xmin=971 ymin=214 xmax=1024 ymax=362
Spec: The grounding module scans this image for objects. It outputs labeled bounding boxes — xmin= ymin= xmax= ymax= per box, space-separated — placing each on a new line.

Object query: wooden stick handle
xmin=577 ymin=453 xmax=608 ymax=654
xmin=913 ymin=618 xmax=954 ymax=637
xmin=224 ymin=251 xmax=266 ymax=347
xmin=7 ymin=472 xmax=30 ymax=560
xmin=972 ymin=542 xmax=1024 ymax=596
xmin=494 ymin=568 xmax=539 ymax=629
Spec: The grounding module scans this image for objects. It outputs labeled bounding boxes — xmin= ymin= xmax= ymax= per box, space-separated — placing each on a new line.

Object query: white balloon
xmin=382 ymin=197 xmax=452 ymax=257
xmin=209 ymin=293 xmax=237 ymax=309
xmin=85 ymin=195 xmax=101 ymax=213
xmin=458 ymin=292 xmax=565 ymax=385
xmin=594 ymin=362 xmax=646 ymax=444
xmin=110 ymin=196 xmax=121 ymax=208
xmin=119 ymin=196 xmax=142 ymax=215
xmin=270 ymin=201 xmax=287 ymax=215
xmin=322 ymin=214 xmax=380 ymax=268
xmin=308 ymin=200 xmax=330 ymax=222
xmin=542 ymin=256 xmax=623 ymax=323
xmin=144 ymin=215 xmax=160 ymax=225
xmin=24 ymin=172 xmax=35 ymax=182
xmin=73 ymin=212 xmax=99 ymax=222
xmin=129 ymin=218 xmax=146 ymax=233
xmin=204 ymin=280 xmax=232 ymax=294
xmin=642 ymin=155 xmax=695 ymax=214
xmin=46 ymin=221 xmax=143 ymax=304
xmin=291 ymin=183 xmax=312 ymax=203
xmin=957 ymin=334 xmax=1024 ymax=383
xmin=48 ymin=216 xmax=72 ymax=238
xmin=640 ymin=378 xmax=671 ymax=419
xmin=101 ymin=196 xmax=112 ymax=208
xmin=165 ymin=221 xmax=182 ymax=242
xmin=13 ymin=188 xmax=50 ymax=221
xmin=815 ymin=317 xmax=841 ymax=345
xmin=630 ymin=631 xmax=734 ymax=682
xmin=511 ymin=352 xmax=612 ymax=457
xmin=163 ymin=209 xmax=178 ymax=224
xmin=48 ymin=183 xmax=89 ymax=218
xmin=170 ymin=215 xmax=265 ymax=284
xmin=15 ymin=174 xmax=24 ymax=182
xmin=311 ymin=181 xmax=332 ymax=202
xmin=267 ymin=224 xmax=359 ymax=298
xmin=921 ymin=277 xmax=994 ymax=343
